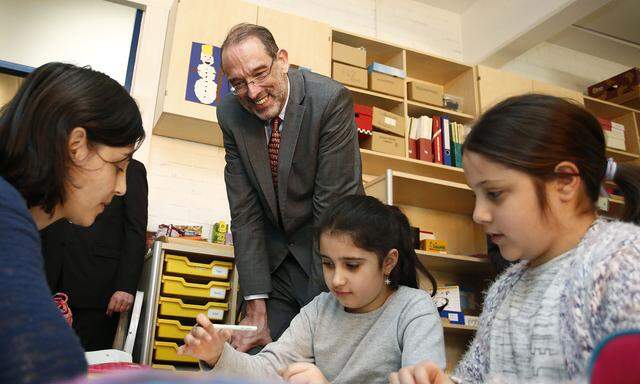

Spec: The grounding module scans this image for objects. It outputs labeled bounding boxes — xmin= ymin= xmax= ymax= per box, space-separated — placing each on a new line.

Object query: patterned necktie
xmin=268 ymin=117 xmax=282 ymax=193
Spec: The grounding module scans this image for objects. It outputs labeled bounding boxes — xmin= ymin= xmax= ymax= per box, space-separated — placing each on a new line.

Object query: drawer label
xmin=212 ymin=266 xmax=228 ymax=276
xmin=209 ymin=287 xmax=226 ymax=299
xmin=207 ymin=308 xmax=224 ymax=319
xmin=384 ymin=116 xmax=397 ymax=127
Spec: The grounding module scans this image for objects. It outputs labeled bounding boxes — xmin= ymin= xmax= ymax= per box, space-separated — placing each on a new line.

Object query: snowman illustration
xmin=193 ymin=44 xmax=217 ymax=104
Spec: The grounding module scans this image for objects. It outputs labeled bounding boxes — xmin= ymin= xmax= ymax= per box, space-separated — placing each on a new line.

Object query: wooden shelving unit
xmin=331 ymin=29 xmax=485 ymax=372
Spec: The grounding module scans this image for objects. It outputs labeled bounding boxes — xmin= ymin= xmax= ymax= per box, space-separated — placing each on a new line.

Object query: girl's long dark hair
xmin=317 ymin=195 xmax=437 ymax=296
xmin=465 ymin=93 xmax=640 ymax=224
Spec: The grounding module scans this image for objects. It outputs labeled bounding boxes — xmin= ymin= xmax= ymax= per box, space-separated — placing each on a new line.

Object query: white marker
xmin=212 ymin=324 xmax=258 ymax=332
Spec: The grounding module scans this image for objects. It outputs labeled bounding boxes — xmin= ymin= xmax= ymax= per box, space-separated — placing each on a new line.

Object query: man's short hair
xmin=221 ymin=23 xmax=279 ymax=69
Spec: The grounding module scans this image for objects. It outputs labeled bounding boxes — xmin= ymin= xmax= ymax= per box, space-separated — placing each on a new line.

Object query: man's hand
xmin=231 ymin=299 xmax=272 ymax=352
xmin=279 ymin=362 xmax=330 ymax=384
xmin=389 ymin=361 xmax=453 ymax=384
xmin=178 ymin=313 xmax=231 ymax=366
xmin=106 ymin=291 xmax=134 ymax=316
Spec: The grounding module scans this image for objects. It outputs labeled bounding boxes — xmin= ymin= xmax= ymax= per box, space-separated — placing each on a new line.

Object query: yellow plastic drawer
xmin=158 ymin=296 xmax=227 ymax=320
xmin=164 ymin=254 xmax=233 ymax=280
xmin=153 ymin=341 xmax=198 ymax=363
xmin=152 ymin=364 xmax=176 ymax=371
xmin=161 ymin=275 xmax=230 ymax=300
xmin=157 ymin=318 xmax=192 ymax=340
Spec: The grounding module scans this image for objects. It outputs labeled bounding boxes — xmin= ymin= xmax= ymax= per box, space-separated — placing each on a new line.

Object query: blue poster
xmin=185 ymin=42 xmax=231 ymax=106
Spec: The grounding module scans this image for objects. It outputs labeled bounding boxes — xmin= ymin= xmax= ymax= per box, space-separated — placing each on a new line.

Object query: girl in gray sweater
xmin=390 ymin=94 xmax=640 ymax=384
xmin=180 ymin=195 xmax=446 ymax=383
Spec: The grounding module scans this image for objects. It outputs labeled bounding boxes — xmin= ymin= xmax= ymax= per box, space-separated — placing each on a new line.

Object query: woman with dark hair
xmin=391 ymin=94 xmax=640 ymax=384
xmin=178 ymin=194 xmax=444 ymax=384
xmin=0 ymin=62 xmax=145 ymax=384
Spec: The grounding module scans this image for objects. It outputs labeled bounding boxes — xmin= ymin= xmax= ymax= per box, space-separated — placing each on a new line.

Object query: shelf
xmin=346 ymin=86 xmax=404 ymax=103
xmin=365 ymin=170 xmax=475 ymax=215
xmin=407 ymin=100 xmax=475 ymax=123
xmin=405 ymin=50 xmax=471 ymax=85
xmin=360 ymin=149 xmax=467 ymax=184
xmin=584 ymin=95 xmax=640 ymax=119
xmin=416 ymin=250 xmax=493 ymax=275
xmin=442 ymin=319 xmax=477 ymax=335
xmin=606 ymin=147 xmax=639 ymax=162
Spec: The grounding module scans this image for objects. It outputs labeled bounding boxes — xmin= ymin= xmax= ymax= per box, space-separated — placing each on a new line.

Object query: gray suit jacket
xmin=218 ymin=68 xmax=364 ymax=298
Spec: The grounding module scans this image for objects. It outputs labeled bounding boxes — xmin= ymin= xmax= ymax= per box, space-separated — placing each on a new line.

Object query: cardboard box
xmin=369 ymin=71 xmax=404 ymax=97
xmin=588 ymin=68 xmax=640 ymax=110
xmin=332 ymin=42 xmax=366 ymax=68
xmin=360 ymin=131 xmax=405 ymax=156
xmin=372 ymin=107 xmax=405 ymax=137
xmin=332 ymin=62 xmax=367 ymax=89
xmin=408 ymin=81 xmax=444 ymax=106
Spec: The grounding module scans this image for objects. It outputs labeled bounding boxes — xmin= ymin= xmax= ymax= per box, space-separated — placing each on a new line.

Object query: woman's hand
xmin=177 ymin=313 xmax=231 ymax=366
xmin=279 ymin=362 xmax=330 ymax=384
xmin=389 ymin=361 xmax=453 ymax=384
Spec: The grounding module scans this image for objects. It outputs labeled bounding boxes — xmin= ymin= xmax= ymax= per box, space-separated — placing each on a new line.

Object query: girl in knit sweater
xmin=391 ymin=94 xmax=640 ymax=384
xmin=179 ymin=195 xmax=446 ymax=383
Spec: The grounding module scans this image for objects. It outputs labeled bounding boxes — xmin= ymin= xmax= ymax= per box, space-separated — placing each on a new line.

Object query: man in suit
xmin=41 ymin=159 xmax=148 ymax=351
xmin=218 ymin=23 xmax=363 ymax=352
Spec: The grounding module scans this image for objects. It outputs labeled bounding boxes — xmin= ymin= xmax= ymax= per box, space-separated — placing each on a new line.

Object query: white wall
xmin=143 ymin=0 xmax=465 ymax=233
xmin=0 ymin=0 xmax=137 ymax=85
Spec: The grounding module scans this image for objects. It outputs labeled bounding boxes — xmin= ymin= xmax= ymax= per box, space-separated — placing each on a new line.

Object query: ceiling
xmin=548 ymin=0 xmax=640 ymax=68
xmin=412 ymin=0 xmax=475 ymax=14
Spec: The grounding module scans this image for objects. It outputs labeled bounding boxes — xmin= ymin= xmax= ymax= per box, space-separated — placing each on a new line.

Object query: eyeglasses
xmin=228 ymin=57 xmax=275 ymax=96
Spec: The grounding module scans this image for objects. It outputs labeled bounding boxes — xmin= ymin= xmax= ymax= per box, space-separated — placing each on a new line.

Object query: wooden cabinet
xmin=153 ymin=0 xmax=258 ymax=146
xmin=477 ymin=66 xmax=585 ymax=113
xmin=532 ymin=80 xmax=584 ymax=105
xmin=152 ymin=0 xmax=332 ymax=147
xmin=477 ymin=65 xmax=532 ymax=113
xmin=257 ymin=7 xmax=331 ymax=77
xmin=0 ymin=72 xmax=21 ymax=106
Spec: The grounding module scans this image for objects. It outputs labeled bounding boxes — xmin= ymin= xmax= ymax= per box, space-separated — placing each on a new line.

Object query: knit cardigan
xmin=455 ymin=218 xmax=640 ymax=383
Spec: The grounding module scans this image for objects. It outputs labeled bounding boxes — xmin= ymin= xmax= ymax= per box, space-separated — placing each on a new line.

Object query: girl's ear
xmin=383 ymin=249 xmax=399 ymax=275
xmin=553 ymin=161 xmax=582 ymax=203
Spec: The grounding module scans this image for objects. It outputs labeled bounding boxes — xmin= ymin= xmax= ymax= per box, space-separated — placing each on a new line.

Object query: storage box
xmin=161 ymin=275 xmax=230 ymax=301
xmin=332 ymin=42 xmax=366 ymax=68
xmin=372 ymin=107 xmax=405 ymax=137
xmin=156 ymin=318 xmax=193 ymax=340
xmin=332 ymin=62 xmax=367 ymax=88
xmin=354 ymin=104 xmax=373 ymax=139
xmin=408 ymin=81 xmax=444 ymax=106
xmin=158 ymin=296 xmax=227 ymax=320
xmin=154 ymin=341 xmax=198 ymax=363
xmin=369 ymin=71 xmax=404 ymax=97
xmin=360 ymin=131 xmax=405 ymax=156
xmin=164 ymin=254 xmax=232 ymax=280
xmin=368 ymin=62 xmax=406 ymax=78
xmin=421 ymin=239 xmax=448 ymax=254
xmin=588 ymin=68 xmax=640 ymax=110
